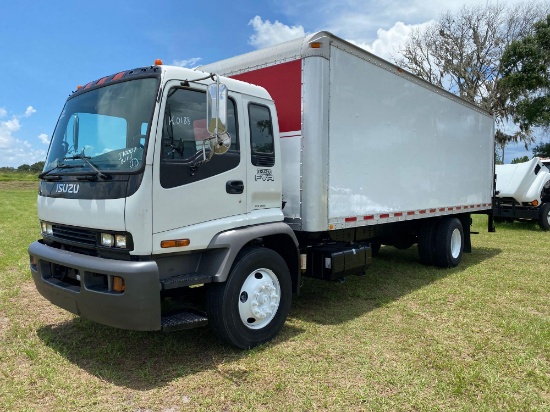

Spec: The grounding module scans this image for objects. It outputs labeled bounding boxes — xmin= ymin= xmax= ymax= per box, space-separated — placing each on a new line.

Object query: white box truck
xmin=494 ymin=157 xmax=550 ymax=229
xmin=29 ymin=32 xmax=495 ymax=348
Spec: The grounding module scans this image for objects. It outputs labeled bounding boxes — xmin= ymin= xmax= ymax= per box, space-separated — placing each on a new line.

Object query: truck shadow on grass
xmin=291 ymin=245 xmax=501 ymax=326
xmin=36 ymin=245 xmax=500 ymax=390
xmin=36 ymin=317 xmax=304 ymax=390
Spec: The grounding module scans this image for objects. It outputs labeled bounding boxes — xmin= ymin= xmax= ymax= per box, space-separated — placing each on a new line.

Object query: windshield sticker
xmin=118 ymin=147 xmax=139 ymax=167
xmin=169 ymin=116 xmax=191 ymax=126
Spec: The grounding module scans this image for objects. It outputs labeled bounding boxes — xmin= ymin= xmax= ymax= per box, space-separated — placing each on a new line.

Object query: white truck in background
xmin=494 ymin=157 xmax=550 ymax=229
xmin=29 ymin=32 xmax=495 ymax=348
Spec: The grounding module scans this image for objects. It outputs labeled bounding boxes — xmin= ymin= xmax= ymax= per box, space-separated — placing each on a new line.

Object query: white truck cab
xmin=30 ymin=64 xmax=299 ymax=348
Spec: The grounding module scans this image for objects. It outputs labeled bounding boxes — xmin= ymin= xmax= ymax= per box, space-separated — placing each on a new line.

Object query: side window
xmin=160 ymin=87 xmax=239 ymax=188
xmin=249 ymin=104 xmax=275 ymax=167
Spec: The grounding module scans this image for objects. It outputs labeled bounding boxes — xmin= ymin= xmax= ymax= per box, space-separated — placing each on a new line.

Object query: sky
xmin=0 ymin=0 xmax=541 ymax=168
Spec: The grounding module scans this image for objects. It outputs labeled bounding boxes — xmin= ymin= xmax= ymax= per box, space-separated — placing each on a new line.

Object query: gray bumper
xmin=28 ymin=241 xmax=161 ymax=331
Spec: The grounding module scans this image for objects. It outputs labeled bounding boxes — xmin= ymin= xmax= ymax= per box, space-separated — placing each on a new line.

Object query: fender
xmin=205 ymin=222 xmax=299 ymax=283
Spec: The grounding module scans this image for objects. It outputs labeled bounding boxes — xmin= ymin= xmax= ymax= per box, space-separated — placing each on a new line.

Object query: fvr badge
xmin=255 ymin=169 xmax=274 ymax=182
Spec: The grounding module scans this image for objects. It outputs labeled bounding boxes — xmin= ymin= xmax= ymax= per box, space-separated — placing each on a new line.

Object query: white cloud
xmin=25 ymin=106 xmax=36 ymax=117
xmin=173 ymin=57 xmax=202 ymax=68
xmin=248 ymin=16 xmax=306 ymax=49
xmin=0 ymin=108 xmax=6 ymax=118
xmin=38 ymin=133 xmax=49 ymax=145
xmin=359 ymin=21 xmax=433 ymax=61
xmin=245 ymin=15 xmax=429 ymax=63
xmin=0 ymin=107 xmax=46 ymax=167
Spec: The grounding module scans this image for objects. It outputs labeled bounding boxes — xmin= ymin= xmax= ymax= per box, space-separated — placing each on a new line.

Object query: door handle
xmin=226 ymin=180 xmax=244 ymax=194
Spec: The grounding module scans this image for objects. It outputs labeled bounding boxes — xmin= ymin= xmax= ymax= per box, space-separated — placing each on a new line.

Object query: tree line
xmin=0 ymin=161 xmax=45 ymax=174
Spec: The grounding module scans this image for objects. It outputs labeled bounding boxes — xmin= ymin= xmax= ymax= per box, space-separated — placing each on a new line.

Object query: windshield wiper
xmin=64 ymin=154 xmax=111 ymax=180
xmin=38 ymin=163 xmax=84 ymax=180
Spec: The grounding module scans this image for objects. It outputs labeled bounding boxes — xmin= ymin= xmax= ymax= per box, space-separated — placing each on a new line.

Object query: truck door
xmin=152 ymin=82 xmax=247 ymax=235
xmin=243 ymin=98 xmax=282 ymax=214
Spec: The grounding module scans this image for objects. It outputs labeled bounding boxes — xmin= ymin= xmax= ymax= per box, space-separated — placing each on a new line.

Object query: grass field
xmin=0 ymin=183 xmax=549 ymax=411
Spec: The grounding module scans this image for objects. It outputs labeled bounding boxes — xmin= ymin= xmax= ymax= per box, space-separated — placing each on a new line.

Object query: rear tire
xmin=539 ymin=203 xmax=550 ymax=230
xmin=206 ymin=247 xmax=292 ymax=349
xmin=417 ymin=219 xmax=439 ymax=266
xmin=370 ymin=241 xmax=381 ymax=257
xmin=434 ymin=218 xmax=464 ymax=268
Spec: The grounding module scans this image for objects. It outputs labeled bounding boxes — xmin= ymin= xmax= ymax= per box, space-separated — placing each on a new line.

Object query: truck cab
xmin=29 ymin=64 xmax=299 ymax=349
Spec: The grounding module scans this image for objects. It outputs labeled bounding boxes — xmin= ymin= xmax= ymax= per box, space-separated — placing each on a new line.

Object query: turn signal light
xmin=532 ymin=200 xmax=539 ymax=206
xmin=113 ymin=276 xmax=125 ymax=292
xmin=161 ymin=239 xmax=190 ymax=248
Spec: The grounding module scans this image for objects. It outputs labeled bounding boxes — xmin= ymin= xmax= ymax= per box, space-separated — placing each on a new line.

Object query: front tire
xmin=206 ymin=247 xmax=292 ymax=349
xmin=538 ymin=203 xmax=550 ymax=231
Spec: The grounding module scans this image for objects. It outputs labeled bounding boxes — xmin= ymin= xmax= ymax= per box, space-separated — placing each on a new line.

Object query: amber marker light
xmin=154 ymin=59 xmax=163 ymax=65
xmin=161 ymin=239 xmax=190 ymax=248
xmin=309 ymin=42 xmax=322 ymax=48
xmin=113 ymin=276 xmax=125 ymax=292
xmin=532 ymin=200 xmax=539 ymax=206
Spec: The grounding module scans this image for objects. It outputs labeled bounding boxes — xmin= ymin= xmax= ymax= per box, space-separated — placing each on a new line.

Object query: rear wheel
xmin=206 ymin=247 xmax=292 ymax=349
xmin=539 ymin=203 xmax=550 ymax=230
xmin=417 ymin=219 xmax=439 ymax=266
xmin=434 ymin=218 xmax=464 ymax=268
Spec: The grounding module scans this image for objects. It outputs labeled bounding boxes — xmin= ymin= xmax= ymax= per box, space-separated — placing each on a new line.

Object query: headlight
xmin=40 ymin=221 xmax=53 ymax=235
xmin=115 ymin=234 xmax=127 ymax=248
xmin=101 ymin=233 xmax=128 ymax=248
xmin=101 ymin=233 xmax=114 ymax=247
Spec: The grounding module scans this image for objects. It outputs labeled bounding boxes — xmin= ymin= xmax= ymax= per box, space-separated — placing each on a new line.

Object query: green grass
xmin=0 ymin=172 xmax=40 ymax=182
xmin=1 ymin=184 xmax=549 ymax=411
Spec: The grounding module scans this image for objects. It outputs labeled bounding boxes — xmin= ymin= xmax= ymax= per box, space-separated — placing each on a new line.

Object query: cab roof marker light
xmin=112 ymin=71 xmax=126 ymax=81
xmin=154 ymin=59 xmax=163 ymax=65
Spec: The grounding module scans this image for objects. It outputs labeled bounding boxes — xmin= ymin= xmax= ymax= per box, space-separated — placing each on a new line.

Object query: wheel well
xmin=246 ymin=234 xmax=300 ymax=294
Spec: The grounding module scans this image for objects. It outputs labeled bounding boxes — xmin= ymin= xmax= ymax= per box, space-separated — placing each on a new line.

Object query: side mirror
xmin=206 ymin=83 xmax=228 ymax=136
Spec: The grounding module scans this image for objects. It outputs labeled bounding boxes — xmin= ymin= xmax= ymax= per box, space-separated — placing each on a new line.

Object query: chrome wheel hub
xmin=238 ymin=269 xmax=281 ymax=329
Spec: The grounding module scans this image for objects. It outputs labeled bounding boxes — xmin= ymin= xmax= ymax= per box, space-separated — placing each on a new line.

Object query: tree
xmin=29 ymin=161 xmax=45 ymax=173
xmin=532 ymin=141 xmax=550 ymax=157
xmin=511 ymin=155 xmax=530 ymax=163
xmin=397 ymin=1 xmax=549 ymax=151
xmin=499 ymin=15 xmax=550 ymax=134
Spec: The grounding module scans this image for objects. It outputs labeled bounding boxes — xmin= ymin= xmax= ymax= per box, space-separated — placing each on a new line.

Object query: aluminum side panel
xmin=280 ymin=134 xmax=302 ymax=222
xmin=301 ymin=56 xmax=330 ymax=232
xmin=327 ymin=46 xmax=494 ymax=219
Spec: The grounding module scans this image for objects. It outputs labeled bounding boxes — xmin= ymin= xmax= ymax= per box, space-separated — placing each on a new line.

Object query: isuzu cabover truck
xmin=494 ymin=157 xmax=550 ymax=229
xmin=29 ymin=32 xmax=494 ymax=348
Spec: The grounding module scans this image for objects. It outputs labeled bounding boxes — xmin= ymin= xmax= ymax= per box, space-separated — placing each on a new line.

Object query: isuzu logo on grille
xmin=55 ymin=183 xmax=80 ymax=194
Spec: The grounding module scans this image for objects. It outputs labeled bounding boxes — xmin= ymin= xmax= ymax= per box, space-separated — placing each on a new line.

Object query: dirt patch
xmin=0 ymin=181 xmax=39 ymax=190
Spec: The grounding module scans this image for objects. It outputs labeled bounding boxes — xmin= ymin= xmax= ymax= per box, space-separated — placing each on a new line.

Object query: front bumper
xmin=29 ymin=240 xmax=161 ymax=331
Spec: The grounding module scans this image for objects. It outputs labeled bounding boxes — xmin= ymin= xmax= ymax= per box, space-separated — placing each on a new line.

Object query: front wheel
xmin=206 ymin=247 xmax=292 ymax=349
xmin=539 ymin=203 xmax=550 ymax=230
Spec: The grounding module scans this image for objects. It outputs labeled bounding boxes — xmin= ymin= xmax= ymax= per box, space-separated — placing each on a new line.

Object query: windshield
xmin=44 ymin=78 xmax=159 ymax=173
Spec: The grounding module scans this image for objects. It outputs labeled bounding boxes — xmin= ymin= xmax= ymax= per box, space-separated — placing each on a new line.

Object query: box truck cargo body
xmin=29 ymin=32 xmax=495 ymax=348
xmin=200 ymin=32 xmax=495 ymax=235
